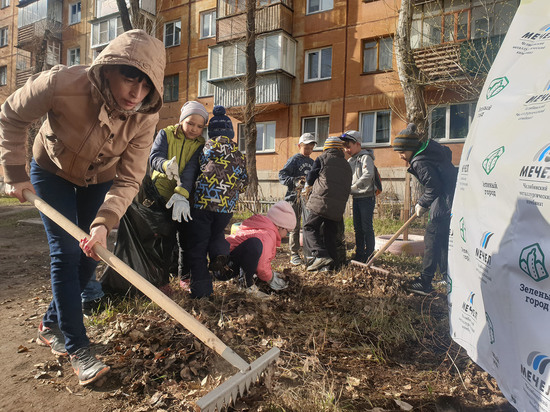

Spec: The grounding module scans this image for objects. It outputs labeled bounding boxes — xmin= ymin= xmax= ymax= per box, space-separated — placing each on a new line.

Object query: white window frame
xmin=95 ymin=0 xmax=118 ymax=18
xmin=164 ymin=20 xmax=181 ymax=48
xmin=238 ymin=122 xmax=276 ymax=153
xmin=69 ymin=2 xmax=81 ymax=25
xmin=428 ymin=102 xmax=476 ymax=142
xmin=359 ymin=110 xmax=391 ymax=145
xmin=198 ymin=69 xmax=213 ymax=97
xmin=91 ymin=17 xmax=123 ymax=48
xmin=200 ymin=10 xmax=216 ymax=39
xmin=1 ymin=0 xmax=10 ymax=9
xmin=163 ymin=74 xmax=179 ymax=103
xmin=0 ymin=66 xmax=6 ymax=85
xmin=363 ymin=37 xmax=393 ymax=73
xmin=304 ymin=47 xmax=332 ymax=82
xmin=302 ymin=115 xmax=329 ymax=148
xmin=0 ymin=27 xmax=8 ymax=47
xmin=67 ymin=47 xmax=80 ymax=66
xmin=306 ymin=0 xmax=333 ymax=15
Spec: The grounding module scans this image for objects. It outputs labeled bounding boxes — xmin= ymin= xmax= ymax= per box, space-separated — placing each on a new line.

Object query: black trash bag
xmin=100 ymin=175 xmax=176 ymax=295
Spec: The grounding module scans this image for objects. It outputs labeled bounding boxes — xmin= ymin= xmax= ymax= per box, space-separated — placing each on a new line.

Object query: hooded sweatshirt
xmin=0 ymin=29 xmax=166 ymax=231
xmin=348 ymin=148 xmax=376 ymax=197
xmin=226 ymin=214 xmax=281 ymax=282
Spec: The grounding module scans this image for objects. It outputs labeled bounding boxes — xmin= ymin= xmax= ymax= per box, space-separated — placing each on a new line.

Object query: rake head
xmin=350 ymin=259 xmax=390 ymax=275
xmin=195 ymin=347 xmax=280 ymax=412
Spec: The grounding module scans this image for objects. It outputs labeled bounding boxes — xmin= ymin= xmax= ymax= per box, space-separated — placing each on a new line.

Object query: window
xmin=164 ymin=20 xmax=181 ymax=47
xmin=238 ymin=122 xmax=276 ymax=153
xmin=91 ymin=17 xmax=123 ymax=48
xmin=0 ymin=66 xmax=6 ymax=86
xmin=429 ymin=102 xmax=476 ymax=141
xmin=359 ymin=110 xmax=391 ymax=144
xmin=363 ymin=37 xmax=393 ymax=73
xmin=1 ymin=0 xmax=10 ymax=9
xmin=305 ymin=47 xmax=332 ymax=82
xmin=198 ymin=69 xmax=213 ymax=97
xmin=302 ymin=116 xmax=329 ymax=147
xmin=69 ymin=2 xmax=81 ymax=25
xmin=163 ymin=74 xmax=179 ymax=103
xmin=96 ymin=0 xmax=118 ymax=18
xmin=200 ymin=10 xmax=216 ymax=39
xmin=307 ymin=0 xmax=333 ymax=15
xmin=411 ymin=0 xmax=519 ymax=49
xmin=0 ymin=27 xmax=7 ymax=47
xmin=67 ymin=47 xmax=80 ymax=66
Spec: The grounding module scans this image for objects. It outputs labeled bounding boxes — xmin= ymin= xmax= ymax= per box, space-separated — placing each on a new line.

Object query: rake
xmin=23 ymin=190 xmax=278 ymax=412
xmin=350 ymin=214 xmax=418 ymax=275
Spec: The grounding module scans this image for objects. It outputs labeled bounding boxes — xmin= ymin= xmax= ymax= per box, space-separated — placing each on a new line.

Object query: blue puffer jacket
xmin=278 ymin=153 xmax=314 ymax=202
xmin=408 ymin=140 xmax=458 ymax=220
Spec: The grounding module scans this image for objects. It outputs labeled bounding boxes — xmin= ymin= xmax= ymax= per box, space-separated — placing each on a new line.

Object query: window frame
xmin=200 ymin=9 xmax=217 ymax=39
xmin=0 ymin=27 xmax=7 ymax=47
xmin=306 ymin=0 xmax=333 ymax=15
xmin=428 ymin=101 xmax=477 ymax=142
xmin=1 ymin=0 xmax=10 ymax=9
xmin=0 ymin=65 xmax=6 ymax=86
xmin=164 ymin=20 xmax=181 ymax=48
xmin=69 ymin=1 xmax=81 ymax=25
xmin=362 ymin=36 xmax=393 ymax=73
xmin=359 ymin=110 xmax=392 ymax=146
xmin=304 ymin=46 xmax=332 ymax=82
xmin=67 ymin=47 xmax=80 ymax=66
xmin=302 ymin=115 xmax=330 ymax=149
xmin=238 ymin=121 xmax=276 ymax=153
xmin=198 ymin=69 xmax=214 ymax=97
xmin=163 ymin=74 xmax=179 ymax=103
xmin=91 ymin=17 xmax=123 ymax=48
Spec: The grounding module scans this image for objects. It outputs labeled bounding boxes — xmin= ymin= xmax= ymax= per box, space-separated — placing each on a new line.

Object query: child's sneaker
xmin=290 ymin=254 xmax=303 ymax=266
xmin=37 ymin=321 xmax=68 ymax=356
xmin=70 ymin=347 xmax=110 ymax=385
xmin=407 ymin=277 xmax=434 ymax=296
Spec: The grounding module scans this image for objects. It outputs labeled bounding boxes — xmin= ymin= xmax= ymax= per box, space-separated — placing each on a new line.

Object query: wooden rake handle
xmin=23 ymin=190 xmax=250 ymax=372
xmin=365 ymin=213 xmax=418 ymax=268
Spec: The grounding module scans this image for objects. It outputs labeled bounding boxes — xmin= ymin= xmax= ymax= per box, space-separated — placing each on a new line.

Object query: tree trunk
xmin=244 ymin=0 xmax=259 ymax=203
xmin=395 ymin=0 xmax=426 ymax=133
xmin=117 ymin=0 xmax=133 ymax=32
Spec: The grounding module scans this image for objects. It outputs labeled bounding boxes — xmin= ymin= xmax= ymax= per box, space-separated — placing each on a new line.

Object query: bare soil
xmin=0 ymin=202 xmax=516 ymax=412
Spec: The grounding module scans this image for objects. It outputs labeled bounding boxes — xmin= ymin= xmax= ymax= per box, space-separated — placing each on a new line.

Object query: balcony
xmin=212 ymin=72 xmax=293 ymax=110
xmin=17 ymin=20 xmax=62 ymax=49
xmin=217 ymin=1 xmax=293 ymax=43
xmin=413 ymin=35 xmax=506 ymax=83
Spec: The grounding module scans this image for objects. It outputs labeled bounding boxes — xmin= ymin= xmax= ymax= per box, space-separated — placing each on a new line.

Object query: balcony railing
xmin=212 ymin=72 xmax=292 ymax=108
xmin=16 ymin=67 xmax=33 ymax=88
xmin=217 ymin=1 xmax=293 ymax=43
xmin=17 ymin=19 xmax=62 ymax=49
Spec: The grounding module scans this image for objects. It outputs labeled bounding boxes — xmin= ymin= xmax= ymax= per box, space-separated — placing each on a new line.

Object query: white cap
xmin=298 ymin=133 xmax=317 ymax=145
xmin=340 ymin=130 xmax=362 ymax=143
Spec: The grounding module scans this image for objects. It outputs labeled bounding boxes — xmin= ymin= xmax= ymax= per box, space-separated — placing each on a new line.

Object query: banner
xmin=448 ymin=1 xmax=550 ymax=410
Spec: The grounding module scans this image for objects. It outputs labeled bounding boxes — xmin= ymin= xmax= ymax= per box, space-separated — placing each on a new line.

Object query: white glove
xmin=166 ymin=193 xmax=192 ymax=222
xmin=268 ymin=271 xmax=288 ymax=291
xmin=415 ymin=203 xmax=428 ymax=217
xmin=164 ymin=156 xmax=181 ymax=186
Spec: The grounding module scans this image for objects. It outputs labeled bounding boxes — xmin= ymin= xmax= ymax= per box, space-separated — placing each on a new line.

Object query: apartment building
xmin=0 ymin=0 xmax=519 ymax=199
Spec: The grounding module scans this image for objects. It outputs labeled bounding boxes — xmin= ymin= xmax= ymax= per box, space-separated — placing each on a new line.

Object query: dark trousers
xmin=188 ymin=209 xmax=232 ymax=298
xmin=216 ymin=237 xmax=263 ymax=287
xmin=421 ymin=216 xmax=451 ymax=283
xmin=352 ymin=196 xmax=375 ymax=262
xmin=303 ymin=211 xmax=341 ymax=262
xmin=176 ymin=220 xmax=190 ymax=279
xmin=30 ymin=160 xmax=112 ymax=353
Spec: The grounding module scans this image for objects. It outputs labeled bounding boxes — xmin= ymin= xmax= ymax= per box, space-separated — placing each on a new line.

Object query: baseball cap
xmin=298 ymin=133 xmax=317 ymax=145
xmin=340 ymin=130 xmax=362 ymax=143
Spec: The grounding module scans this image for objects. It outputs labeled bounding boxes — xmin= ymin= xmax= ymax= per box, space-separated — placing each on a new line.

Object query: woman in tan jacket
xmin=0 ymin=29 xmax=165 ymax=385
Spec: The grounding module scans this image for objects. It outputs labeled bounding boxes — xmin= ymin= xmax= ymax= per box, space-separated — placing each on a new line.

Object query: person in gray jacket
xmin=341 ymin=131 xmax=377 ymax=263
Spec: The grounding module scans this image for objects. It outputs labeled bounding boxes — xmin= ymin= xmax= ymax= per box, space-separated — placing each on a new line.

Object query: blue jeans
xmin=352 ymin=196 xmax=376 ymax=262
xmin=81 ymin=277 xmax=105 ymax=302
xmin=30 ymin=160 xmax=112 ymax=353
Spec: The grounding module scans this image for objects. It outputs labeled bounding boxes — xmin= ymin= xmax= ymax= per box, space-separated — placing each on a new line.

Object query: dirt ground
xmin=0 ymin=202 xmax=516 ymax=412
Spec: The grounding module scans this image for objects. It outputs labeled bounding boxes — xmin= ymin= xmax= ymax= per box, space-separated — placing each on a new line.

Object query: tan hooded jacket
xmin=0 ymin=29 xmax=166 ymax=232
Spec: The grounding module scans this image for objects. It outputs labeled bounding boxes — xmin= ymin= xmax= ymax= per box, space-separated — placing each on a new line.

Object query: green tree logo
xmin=519 ymin=243 xmax=548 ymax=282
xmin=486 ymin=77 xmax=509 ymax=99
xmin=482 ymin=146 xmax=505 ymax=175
xmin=460 ymin=218 xmax=466 ymax=242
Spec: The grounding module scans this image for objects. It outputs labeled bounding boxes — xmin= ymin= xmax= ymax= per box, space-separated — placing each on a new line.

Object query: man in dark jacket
xmin=303 ymin=136 xmax=352 ymax=272
xmin=393 ymin=123 xmax=458 ymax=295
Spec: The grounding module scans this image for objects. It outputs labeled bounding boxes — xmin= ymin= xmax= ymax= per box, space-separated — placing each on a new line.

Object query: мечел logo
xmin=527 ymin=351 xmax=550 ymax=375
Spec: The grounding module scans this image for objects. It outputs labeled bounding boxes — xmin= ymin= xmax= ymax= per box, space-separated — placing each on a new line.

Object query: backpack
xmin=374 ymin=165 xmax=383 ymax=196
